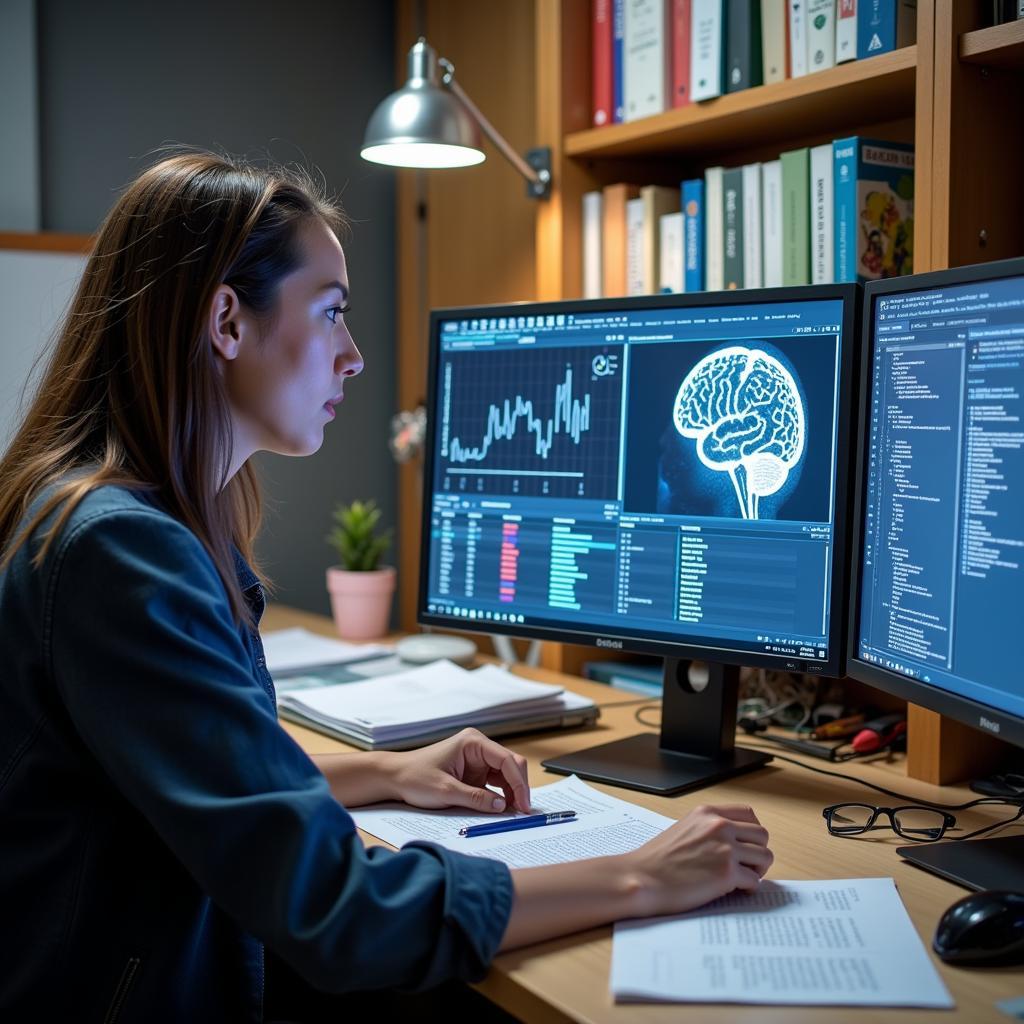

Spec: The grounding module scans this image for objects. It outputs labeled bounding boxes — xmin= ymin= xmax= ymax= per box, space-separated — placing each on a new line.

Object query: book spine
xmin=593 ymin=0 xmax=614 ymax=125
xmin=742 ymin=162 xmax=762 ymax=288
xmin=659 ymin=211 xmax=686 ymax=292
xmin=582 ymin=191 xmax=604 ymax=298
xmin=781 ymin=147 xmax=809 ymax=285
xmin=833 ymin=136 xmax=857 ymax=283
xmin=806 ymin=0 xmax=836 ymax=72
xmin=626 ymin=196 xmax=646 ymax=295
xmin=858 ymin=0 xmax=893 ymax=58
xmin=722 ymin=166 xmax=744 ymax=289
xmin=642 ymin=184 xmax=680 ymax=292
xmin=856 ymin=138 xmax=915 ymax=281
xmin=613 ymin=0 xmax=626 ymax=121
xmin=897 ymin=0 xmax=917 ymax=46
xmin=761 ymin=159 xmax=783 ymax=287
xmin=761 ymin=0 xmax=787 ymax=82
xmin=691 ymin=0 xmax=725 ymax=100
xmin=836 ymin=0 xmax=857 ymax=63
xmin=726 ymin=0 xmax=763 ymax=91
xmin=671 ymin=0 xmax=694 ymax=106
xmin=682 ymin=178 xmax=705 ymax=291
xmin=625 ymin=0 xmax=669 ymax=120
xmin=602 ymin=183 xmax=640 ymax=295
xmin=788 ymin=0 xmax=808 ymax=76
xmin=704 ymin=166 xmax=725 ymax=290
xmin=810 ymin=142 xmax=834 ymax=284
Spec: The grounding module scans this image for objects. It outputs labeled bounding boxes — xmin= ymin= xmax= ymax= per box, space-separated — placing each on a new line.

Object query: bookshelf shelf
xmin=564 ymin=47 xmax=917 ymax=161
xmin=960 ymin=19 xmax=1024 ymax=69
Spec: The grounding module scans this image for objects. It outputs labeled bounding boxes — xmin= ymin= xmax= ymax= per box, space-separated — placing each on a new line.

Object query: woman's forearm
xmin=499 ymin=856 xmax=645 ymax=952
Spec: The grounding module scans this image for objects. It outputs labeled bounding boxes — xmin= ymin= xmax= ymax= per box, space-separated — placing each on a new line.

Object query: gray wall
xmin=0 ymin=0 xmax=40 ymax=229
xmin=36 ymin=0 xmax=398 ymax=616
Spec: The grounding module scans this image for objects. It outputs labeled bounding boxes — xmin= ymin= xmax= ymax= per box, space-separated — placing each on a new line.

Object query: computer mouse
xmin=932 ymin=890 xmax=1024 ymax=966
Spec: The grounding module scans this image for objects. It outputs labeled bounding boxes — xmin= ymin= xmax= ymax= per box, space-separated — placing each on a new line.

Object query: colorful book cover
xmin=834 ymin=137 xmax=914 ymax=282
xmin=672 ymin=0 xmax=694 ymax=106
xmin=858 ymin=0 xmax=916 ymax=59
xmin=781 ymin=146 xmax=809 ymax=285
xmin=593 ymin=0 xmax=614 ymax=126
xmin=682 ymin=178 xmax=705 ymax=291
xmin=722 ymin=166 xmax=744 ymax=289
xmin=614 ymin=0 xmax=626 ymax=121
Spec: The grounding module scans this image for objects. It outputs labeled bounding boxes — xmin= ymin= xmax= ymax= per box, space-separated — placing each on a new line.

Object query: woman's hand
xmin=386 ymin=728 xmax=531 ymax=814
xmin=622 ymin=803 xmax=773 ymax=918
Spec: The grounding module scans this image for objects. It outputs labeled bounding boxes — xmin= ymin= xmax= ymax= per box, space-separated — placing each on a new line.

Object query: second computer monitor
xmin=419 ymin=286 xmax=859 ymax=678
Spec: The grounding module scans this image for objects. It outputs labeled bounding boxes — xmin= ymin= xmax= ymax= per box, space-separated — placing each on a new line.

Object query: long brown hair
xmin=0 ymin=151 xmax=347 ymax=623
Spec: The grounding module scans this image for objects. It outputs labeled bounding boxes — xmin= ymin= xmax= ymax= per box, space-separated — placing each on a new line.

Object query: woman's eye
xmin=326 ymin=304 xmax=350 ymax=325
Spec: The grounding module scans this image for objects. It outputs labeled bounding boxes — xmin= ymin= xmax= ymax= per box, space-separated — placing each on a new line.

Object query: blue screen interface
xmin=858 ymin=274 xmax=1024 ymax=720
xmin=425 ymin=298 xmax=846 ymax=666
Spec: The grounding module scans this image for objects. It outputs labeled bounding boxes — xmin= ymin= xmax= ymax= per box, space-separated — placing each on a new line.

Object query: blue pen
xmin=458 ymin=810 xmax=577 ymax=838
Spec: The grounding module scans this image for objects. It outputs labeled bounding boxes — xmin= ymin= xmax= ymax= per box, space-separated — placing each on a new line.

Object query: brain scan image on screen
xmin=670 ymin=346 xmax=806 ymax=520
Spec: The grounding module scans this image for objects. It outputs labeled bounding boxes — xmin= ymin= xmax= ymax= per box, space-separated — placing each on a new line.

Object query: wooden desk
xmin=263 ymin=606 xmax=1024 ymax=1024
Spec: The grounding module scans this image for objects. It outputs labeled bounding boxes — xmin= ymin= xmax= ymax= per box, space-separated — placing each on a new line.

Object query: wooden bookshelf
xmin=395 ymin=0 xmax=1022 ymax=776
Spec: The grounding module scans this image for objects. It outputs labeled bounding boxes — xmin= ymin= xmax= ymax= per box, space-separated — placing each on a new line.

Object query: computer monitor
xmin=849 ymin=257 xmax=1024 ymax=890
xmin=419 ymin=285 xmax=860 ymax=794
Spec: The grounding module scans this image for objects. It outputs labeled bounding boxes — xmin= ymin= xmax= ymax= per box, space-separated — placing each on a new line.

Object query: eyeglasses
xmin=823 ymin=803 xmax=956 ymax=842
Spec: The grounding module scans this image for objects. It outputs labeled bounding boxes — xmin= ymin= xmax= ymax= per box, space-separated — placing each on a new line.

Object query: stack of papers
xmin=277 ymin=660 xmax=598 ymax=750
xmin=261 ymin=627 xmax=392 ymax=674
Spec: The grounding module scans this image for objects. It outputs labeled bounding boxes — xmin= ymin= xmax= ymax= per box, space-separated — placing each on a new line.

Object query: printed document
xmin=261 ymin=627 xmax=391 ymax=674
xmin=611 ymin=877 xmax=953 ymax=1008
xmin=349 ymin=774 xmax=675 ymax=868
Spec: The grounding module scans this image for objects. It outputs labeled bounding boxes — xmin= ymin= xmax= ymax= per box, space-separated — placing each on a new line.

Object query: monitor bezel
xmin=847 ymin=257 xmax=1024 ymax=749
xmin=417 ymin=284 xmax=861 ymax=678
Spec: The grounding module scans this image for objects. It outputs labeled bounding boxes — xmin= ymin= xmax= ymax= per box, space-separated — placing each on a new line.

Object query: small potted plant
xmin=325 ymin=499 xmax=395 ymax=640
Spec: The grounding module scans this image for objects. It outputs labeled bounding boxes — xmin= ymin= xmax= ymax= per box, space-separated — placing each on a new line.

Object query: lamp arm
xmin=440 ymin=58 xmax=551 ymax=198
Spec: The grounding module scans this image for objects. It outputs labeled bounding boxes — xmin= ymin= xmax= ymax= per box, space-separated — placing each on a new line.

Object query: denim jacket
xmin=0 ymin=483 xmax=512 ymax=1022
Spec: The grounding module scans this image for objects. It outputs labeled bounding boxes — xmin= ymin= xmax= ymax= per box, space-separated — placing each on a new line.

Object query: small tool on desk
xmin=459 ymin=810 xmax=577 ymax=838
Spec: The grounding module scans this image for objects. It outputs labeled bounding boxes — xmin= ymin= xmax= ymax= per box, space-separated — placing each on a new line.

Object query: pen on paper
xmin=459 ymin=810 xmax=578 ymax=838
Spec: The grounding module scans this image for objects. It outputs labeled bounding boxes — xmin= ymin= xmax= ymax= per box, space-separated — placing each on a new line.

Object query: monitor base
xmin=897 ymin=835 xmax=1024 ymax=892
xmin=542 ymin=733 xmax=772 ymax=796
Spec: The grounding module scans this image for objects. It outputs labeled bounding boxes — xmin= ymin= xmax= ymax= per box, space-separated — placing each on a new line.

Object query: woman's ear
xmin=208 ymin=284 xmax=244 ymax=361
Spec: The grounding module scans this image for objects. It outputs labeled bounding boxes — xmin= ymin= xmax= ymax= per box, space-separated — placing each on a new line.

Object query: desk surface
xmin=264 ymin=606 xmax=1024 ymax=1024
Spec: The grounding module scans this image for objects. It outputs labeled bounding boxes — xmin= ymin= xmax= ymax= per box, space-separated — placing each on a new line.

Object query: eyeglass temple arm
xmin=439 ymin=58 xmax=552 ymax=199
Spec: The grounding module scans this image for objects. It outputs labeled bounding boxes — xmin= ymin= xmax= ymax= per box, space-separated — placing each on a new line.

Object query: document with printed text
xmin=611 ymin=877 xmax=953 ymax=1008
xmin=349 ymin=774 xmax=675 ymax=868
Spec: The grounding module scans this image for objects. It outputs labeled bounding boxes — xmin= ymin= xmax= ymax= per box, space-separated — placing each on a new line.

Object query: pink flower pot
xmin=325 ymin=565 xmax=396 ymax=641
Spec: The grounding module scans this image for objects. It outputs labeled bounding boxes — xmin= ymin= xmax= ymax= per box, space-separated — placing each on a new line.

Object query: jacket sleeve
xmin=45 ymin=507 xmax=513 ymax=993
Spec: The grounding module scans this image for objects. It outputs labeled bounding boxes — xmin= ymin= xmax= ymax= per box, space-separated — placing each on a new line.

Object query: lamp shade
xmin=361 ymin=39 xmax=485 ymax=169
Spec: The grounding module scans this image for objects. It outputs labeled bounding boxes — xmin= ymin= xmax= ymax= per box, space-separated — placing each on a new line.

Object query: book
xmin=602 ymin=183 xmax=641 ymax=296
xmin=726 ymin=0 xmax=764 ymax=92
xmin=742 ymin=162 xmax=763 ymax=288
xmin=659 ymin=211 xmax=686 ymax=292
xmin=857 ymin=0 xmax=916 ymax=59
xmin=671 ymin=0 xmax=694 ymax=107
xmin=810 ymin=142 xmax=834 ymax=284
xmin=788 ymin=0 xmax=808 ymax=77
xmin=278 ymin=659 xmax=599 ymax=750
xmin=642 ymin=184 xmax=680 ymax=292
xmin=624 ymin=0 xmax=671 ymax=120
xmin=761 ymin=159 xmax=783 ymax=287
xmin=722 ymin=166 xmax=744 ymax=289
xmin=833 ymin=136 xmax=914 ymax=282
xmin=806 ymin=0 xmax=836 ymax=72
xmin=582 ymin=190 xmax=604 ymax=298
xmin=682 ymin=178 xmax=705 ymax=291
xmin=593 ymin=0 xmax=615 ymax=126
xmin=691 ymin=0 xmax=726 ymax=100
xmin=836 ymin=0 xmax=857 ymax=63
xmin=781 ymin=146 xmax=810 ymax=285
xmin=614 ymin=0 xmax=627 ymax=121
xmin=761 ymin=0 xmax=788 ymax=83
xmin=626 ymin=195 xmax=646 ymax=294
xmin=704 ymin=165 xmax=725 ymax=290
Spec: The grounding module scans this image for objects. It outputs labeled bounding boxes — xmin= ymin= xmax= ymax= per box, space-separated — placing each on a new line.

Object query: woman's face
xmin=222 ymin=218 xmax=363 ymax=465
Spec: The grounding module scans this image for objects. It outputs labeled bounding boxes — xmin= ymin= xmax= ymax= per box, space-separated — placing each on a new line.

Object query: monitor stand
xmin=897 ymin=835 xmax=1024 ymax=892
xmin=541 ymin=659 xmax=772 ymax=796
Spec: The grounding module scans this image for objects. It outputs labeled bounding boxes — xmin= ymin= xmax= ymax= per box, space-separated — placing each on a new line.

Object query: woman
xmin=0 ymin=152 xmax=772 ymax=1023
